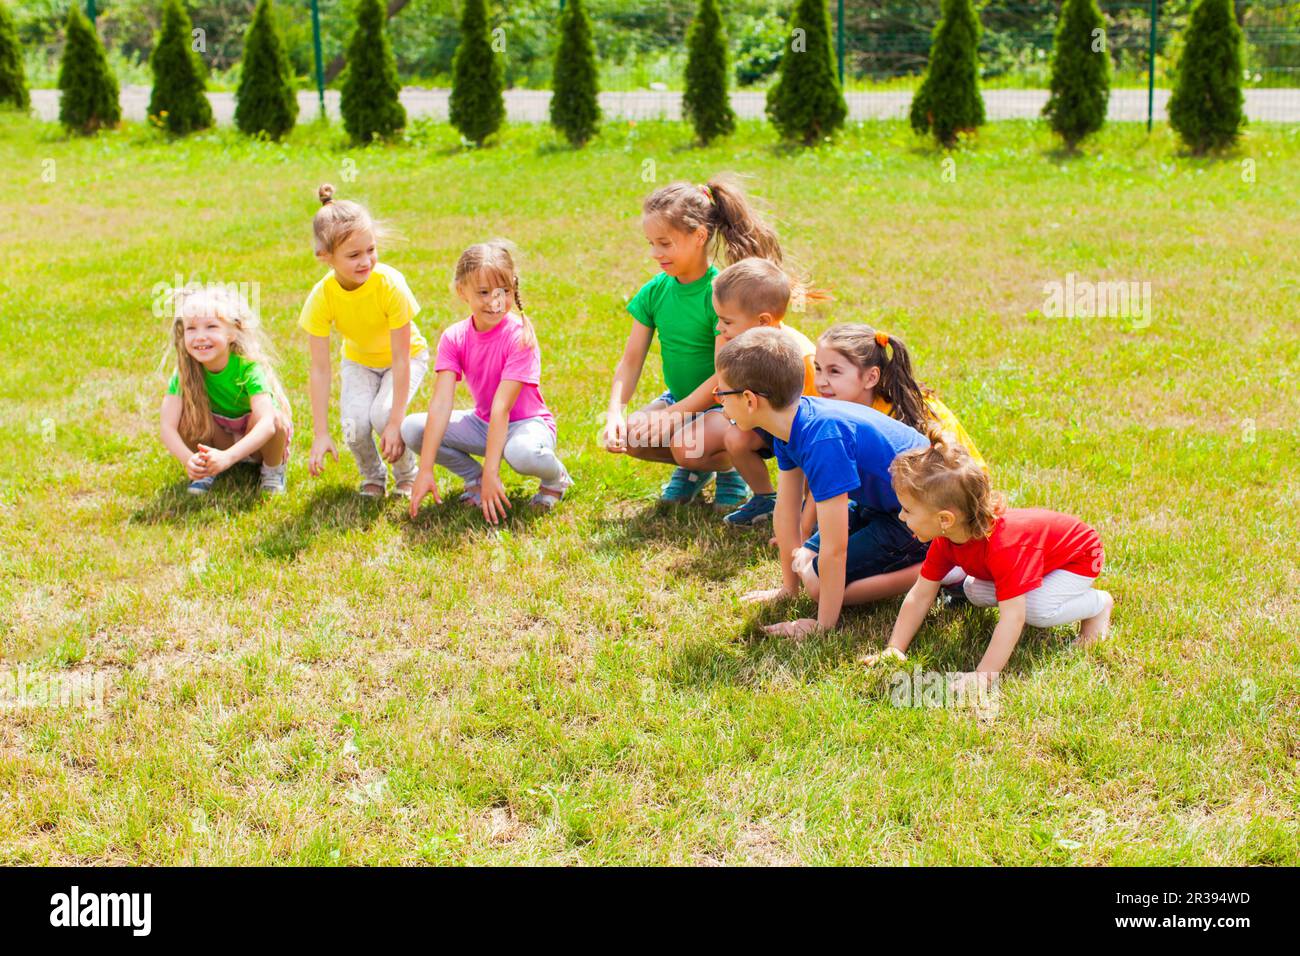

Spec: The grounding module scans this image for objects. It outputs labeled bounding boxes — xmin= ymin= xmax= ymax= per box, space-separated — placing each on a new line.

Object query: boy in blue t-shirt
xmin=715 ymin=328 xmax=930 ymax=639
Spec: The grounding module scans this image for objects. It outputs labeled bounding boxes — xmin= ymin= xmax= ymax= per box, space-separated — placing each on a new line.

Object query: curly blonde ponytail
xmin=890 ymin=426 xmax=1002 ymax=538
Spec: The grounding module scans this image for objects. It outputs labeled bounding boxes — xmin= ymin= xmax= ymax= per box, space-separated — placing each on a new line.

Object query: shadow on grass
xmin=397 ymin=490 xmax=555 ymax=550
xmin=1044 ymin=144 xmax=1086 ymax=164
xmin=129 ymin=464 xmax=267 ymax=524
xmin=667 ymin=598 xmax=1077 ymax=693
xmin=587 ymin=500 xmax=771 ymax=583
xmin=253 ymin=484 xmax=389 ymax=560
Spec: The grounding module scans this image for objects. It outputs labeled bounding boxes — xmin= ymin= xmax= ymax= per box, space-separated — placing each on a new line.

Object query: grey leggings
xmin=400 ymin=409 xmax=566 ymax=485
xmin=340 ymin=353 xmax=428 ymax=485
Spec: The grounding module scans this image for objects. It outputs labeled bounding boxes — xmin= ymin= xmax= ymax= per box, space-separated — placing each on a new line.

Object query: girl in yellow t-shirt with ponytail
xmin=300 ymin=184 xmax=429 ymax=499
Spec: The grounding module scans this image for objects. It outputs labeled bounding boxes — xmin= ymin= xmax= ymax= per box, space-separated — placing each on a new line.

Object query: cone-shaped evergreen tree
xmin=765 ymin=0 xmax=846 ymax=146
xmin=148 ymin=0 xmax=213 ymax=135
xmin=550 ymin=0 xmax=600 ymax=147
xmin=58 ymin=7 xmax=121 ymax=134
xmin=1044 ymin=0 xmax=1110 ymax=150
xmin=1169 ymin=0 xmax=1244 ymax=155
xmin=235 ymin=0 xmax=297 ymax=139
xmin=0 ymin=1 xmax=29 ymax=111
xmin=909 ymin=0 xmax=985 ymax=148
xmin=340 ymin=0 xmax=406 ymax=144
xmin=683 ymin=0 xmax=734 ymax=145
xmin=449 ymin=0 xmax=505 ymax=146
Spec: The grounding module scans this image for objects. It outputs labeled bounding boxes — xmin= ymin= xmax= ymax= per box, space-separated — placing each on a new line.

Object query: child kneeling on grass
xmin=403 ymin=241 xmax=571 ymax=525
xmin=863 ymin=433 xmax=1113 ymax=686
xmin=720 ymin=327 xmax=931 ymax=640
xmin=160 ymin=286 xmax=293 ymax=496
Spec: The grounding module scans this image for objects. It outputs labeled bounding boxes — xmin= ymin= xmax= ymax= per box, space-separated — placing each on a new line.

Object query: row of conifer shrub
xmin=0 ymin=0 xmax=1248 ymax=155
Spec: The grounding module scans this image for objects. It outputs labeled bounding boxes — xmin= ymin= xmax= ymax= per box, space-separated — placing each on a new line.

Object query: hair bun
xmin=318 ymin=183 xmax=336 ymax=205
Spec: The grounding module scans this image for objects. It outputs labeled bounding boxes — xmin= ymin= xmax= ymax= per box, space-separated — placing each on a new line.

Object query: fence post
xmin=1146 ymin=0 xmax=1158 ymax=132
xmin=311 ymin=0 xmax=326 ymax=119
xmin=837 ymin=0 xmax=845 ymax=86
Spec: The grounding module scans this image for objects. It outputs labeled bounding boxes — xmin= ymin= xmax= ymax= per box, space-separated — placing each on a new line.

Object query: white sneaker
xmin=259 ymin=462 xmax=287 ymax=495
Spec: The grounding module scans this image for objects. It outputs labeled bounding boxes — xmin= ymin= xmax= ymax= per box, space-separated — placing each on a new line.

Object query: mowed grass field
xmin=1 ymin=111 xmax=1297 ymax=865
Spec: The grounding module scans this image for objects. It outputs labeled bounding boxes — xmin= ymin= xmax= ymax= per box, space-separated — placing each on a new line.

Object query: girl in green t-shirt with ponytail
xmin=603 ymin=174 xmax=784 ymax=508
xmin=160 ymin=286 xmax=293 ymax=496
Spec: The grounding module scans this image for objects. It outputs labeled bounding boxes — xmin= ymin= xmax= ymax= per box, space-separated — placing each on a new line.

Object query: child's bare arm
xmin=408 ymin=370 xmax=459 ymax=516
xmin=798 ymin=482 xmax=816 ymax=541
xmin=604 ymin=322 xmax=654 ymax=451
xmin=974 ymin=595 xmax=1028 ymax=674
xmin=307 ymin=334 xmax=336 ymax=475
xmin=885 ymin=576 xmax=942 ymax=655
xmin=812 ymin=494 xmax=849 ymax=630
xmin=774 ymin=467 xmax=805 ymax=595
xmin=743 ymin=467 xmax=803 ymax=603
xmin=381 ymin=324 xmax=413 ymax=462
xmin=414 ymin=371 xmax=459 ymax=475
xmin=160 ymin=393 xmax=196 ymax=466
xmin=480 ymin=379 xmax=524 ymax=525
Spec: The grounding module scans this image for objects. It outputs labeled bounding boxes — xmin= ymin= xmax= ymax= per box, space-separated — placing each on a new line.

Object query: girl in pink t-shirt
xmin=402 ymin=242 xmax=572 ymax=524
xmin=863 ymin=428 xmax=1112 ymax=686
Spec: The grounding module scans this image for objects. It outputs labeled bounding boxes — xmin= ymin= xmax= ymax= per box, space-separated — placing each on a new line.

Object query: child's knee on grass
xmin=794 ymin=546 xmax=820 ymax=598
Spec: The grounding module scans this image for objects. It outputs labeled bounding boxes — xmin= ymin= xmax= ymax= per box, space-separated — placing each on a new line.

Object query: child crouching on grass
xmin=403 ymin=241 xmax=572 ymax=525
xmin=863 ymin=434 xmax=1112 ymax=686
xmin=719 ymin=328 xmax=931 ymax=640
xmin=160 ymin=286 xmax=293 ymax=495
xmin=300 ymin=185 xmax=429 ymax=499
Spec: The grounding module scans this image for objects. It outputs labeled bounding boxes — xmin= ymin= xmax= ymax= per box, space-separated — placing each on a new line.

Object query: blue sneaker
xmin=724 ymin=491 xmax=776 ymax=526
xmin=713 ymin=469 xmax=751 ymax=510
xmin=660 ymin=467 xmax=714 ymax=504
xmin=187 ymin=475 xmax=216 ymax=496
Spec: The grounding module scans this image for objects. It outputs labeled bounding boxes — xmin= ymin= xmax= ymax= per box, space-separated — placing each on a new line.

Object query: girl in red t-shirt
xmin=863 ymin=429 xmax=1112 ymax=681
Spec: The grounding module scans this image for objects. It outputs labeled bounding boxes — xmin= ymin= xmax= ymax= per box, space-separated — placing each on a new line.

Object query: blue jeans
xmin=805 ymin=504 xmax=929 ymax=583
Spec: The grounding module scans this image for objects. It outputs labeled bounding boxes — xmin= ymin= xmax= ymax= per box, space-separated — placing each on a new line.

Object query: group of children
xmin=159 ymin=175 xmax=1112 ymax=681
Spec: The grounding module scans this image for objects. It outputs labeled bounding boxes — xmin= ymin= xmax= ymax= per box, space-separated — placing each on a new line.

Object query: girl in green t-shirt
xmin=160 ymin=286 xmax=293 ymax=495
xmin=603 ymin=174 xmax=784 ymax=508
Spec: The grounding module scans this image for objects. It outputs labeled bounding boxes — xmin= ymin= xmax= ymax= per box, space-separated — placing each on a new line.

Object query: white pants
xmin=401 ymin=409 xmax=566 ymax=486
xmin=339 ymin=353 xmax=428 ymax=485
xmin=963 ymin=570 xmax=1105 ymax=628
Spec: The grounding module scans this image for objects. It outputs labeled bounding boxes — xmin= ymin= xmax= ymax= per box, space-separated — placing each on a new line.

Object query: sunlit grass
xmin=0 ymin=111 xmax=1296 ymax=864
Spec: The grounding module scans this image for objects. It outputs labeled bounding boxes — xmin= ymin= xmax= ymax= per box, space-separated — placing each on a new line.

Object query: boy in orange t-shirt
xmin=707 ymin=258 xmax=829 ymax=526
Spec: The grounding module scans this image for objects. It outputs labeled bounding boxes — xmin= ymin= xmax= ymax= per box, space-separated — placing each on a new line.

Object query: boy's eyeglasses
xmin=712 ymin=386 xmax=769 ymax=401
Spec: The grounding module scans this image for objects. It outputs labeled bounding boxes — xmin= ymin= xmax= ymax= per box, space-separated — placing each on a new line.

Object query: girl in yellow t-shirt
xmin=300 ymin=184 xmax=430 ymax=498
xmin=801 ymin=324 xmax=986 ymax=543
xmin=815 ymin=324 xmax=985 ymax=468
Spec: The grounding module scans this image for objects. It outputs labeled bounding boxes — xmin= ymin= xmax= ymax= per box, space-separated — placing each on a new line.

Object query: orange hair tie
xmin=874 ymin=330 xmax=890 ymax=348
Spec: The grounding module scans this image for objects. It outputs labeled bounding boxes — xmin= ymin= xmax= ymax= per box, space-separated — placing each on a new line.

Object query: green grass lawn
xmin=1 ymin=112 xmax=1297 ymax=865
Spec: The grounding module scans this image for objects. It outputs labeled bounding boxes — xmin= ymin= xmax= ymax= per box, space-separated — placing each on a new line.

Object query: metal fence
xmin=27 ymin=1 xmax=1300 ymax=125
xmin=826 ymin=0 xmax=1300 ymax=124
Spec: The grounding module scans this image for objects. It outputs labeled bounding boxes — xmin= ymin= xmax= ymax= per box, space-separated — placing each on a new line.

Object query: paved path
xmin=29 ymin=86 xmax=1300 ymax=125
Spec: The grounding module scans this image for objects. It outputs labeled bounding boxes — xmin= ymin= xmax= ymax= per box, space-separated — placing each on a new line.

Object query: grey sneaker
xmin=259 ymin=463 xmax=287 ymax=495
xmin=187 ymin=475 xmax=216 ymax=495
